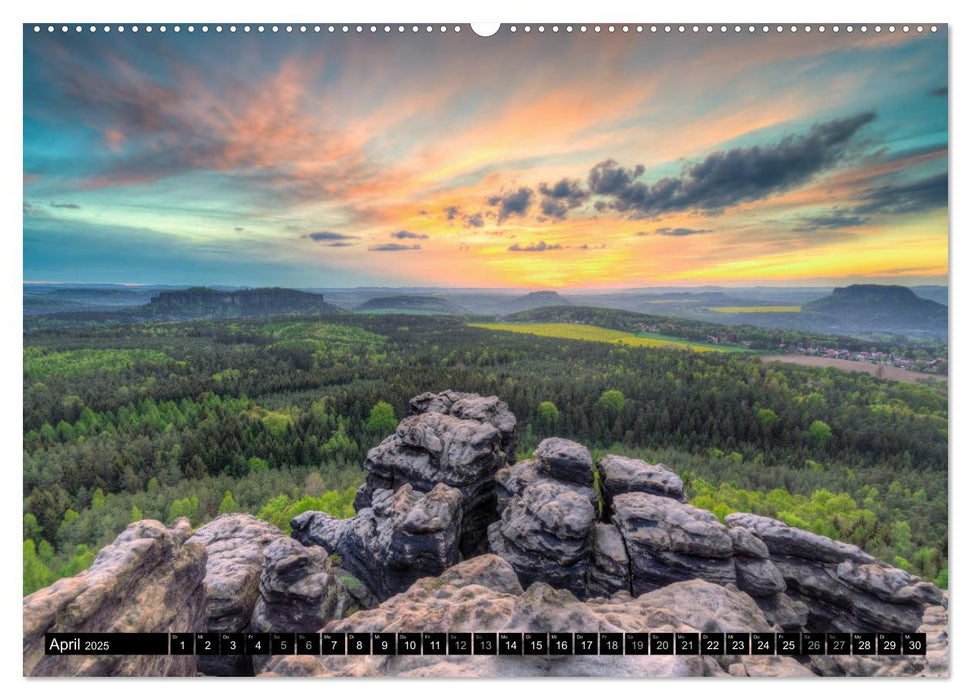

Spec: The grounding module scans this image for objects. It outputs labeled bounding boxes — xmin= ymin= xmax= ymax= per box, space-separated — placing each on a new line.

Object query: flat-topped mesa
xmin=355 ymin=391 xmax=515 ymax=556
xmin=293 ymin=482 xmax=464 ymax=601
xmin=724 ymin=513 xmax=944 ymax=633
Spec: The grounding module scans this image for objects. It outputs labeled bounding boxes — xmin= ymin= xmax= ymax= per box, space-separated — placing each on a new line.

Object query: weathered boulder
xmin=354 ymin=406 xmax=507 ymax=556
xmin=260 ymin=556 xmax=809 ymax=678
xmin=187 ymin=514 xmax=289 ymax=676
xmin=249 ymin=537 xmax=352 ymax=633
xmin=23 ymin=519 xmax=206 ymax=677
xmin=533 ymin=437 xmax=595 ymax=487
xmin=611 ymin=492 xmax=736 ymax=594
xmin=488 ymin=480 xmax=596 ymax=596
xmin=724 ymin=512 xmax=943 ymax=632
xmin=598 ymin=455 xmax=686 ymax=511
xmin=495 ymin=458 xmax=597 ymax=511
xmin=293 ymin=482 xmax=464 ymax=600
xmin=409 ymin=390 xmax=517 ymax=460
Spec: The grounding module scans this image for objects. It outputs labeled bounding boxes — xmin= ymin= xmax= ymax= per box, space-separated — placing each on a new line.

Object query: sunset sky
xmin=23 ymin=26 xmax=948 ymax=288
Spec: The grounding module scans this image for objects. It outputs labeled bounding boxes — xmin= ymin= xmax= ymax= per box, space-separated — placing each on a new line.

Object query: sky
xmin=23 ymin=26 xmax=948 ymax=289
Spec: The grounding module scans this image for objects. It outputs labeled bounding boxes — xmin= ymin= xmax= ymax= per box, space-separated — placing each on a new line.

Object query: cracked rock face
xmin=611 ymin=492 xmax=736 ymax=594
xmin=354 ymin=406 xmax=507 ymax=556
xmin=409 ymin=390 xmax=518 ymax=461
xmin=23 ymin=519 xmax=206 ymax=677
xmin=293 ymin=482 xmax=464 ymax=600
xmin=249 ymin=537 xmax=352 ymax=633
xmin=489 ymin=440 xmax=598 ymax=597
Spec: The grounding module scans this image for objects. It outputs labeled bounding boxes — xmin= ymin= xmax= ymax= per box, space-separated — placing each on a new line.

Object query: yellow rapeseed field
xmin=469 ymin=322 xmax=720 ymax=351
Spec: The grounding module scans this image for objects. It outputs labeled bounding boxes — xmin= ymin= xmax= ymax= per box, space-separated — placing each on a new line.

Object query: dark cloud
xmin=538 ymin=178 xmax=588 ymax=220
xmin=541 ymin=198 xmax=569 ymax=219
xmin=50 ymin=202 xmax=81 ymax=209
xmin=487 ymin=187 xmax=533 ymax=222
xmin=508 ymin=240 xmax=562 ymax=252
xmin=327 ymin=241 xmax=354 ymax=247
xmin=369 ymin=243 xmax=421 ymax=252
xmin=391 ymin=230 xmax=429 ymax=240
xmin=308 ymin=231 xmax=358 ymax=242
xmin=588 ymin=112 xmax=876 ymax=217
xmin=644 ymin=227 xmax=714 ymax=237
xmin=852 ymin=172 xmax=947 ymax=215
xmin=234 ymin=226 xmax=244 ymax=232
xmin=442 ymin=205 xmax=486 ymax=228
xmin=929 ymin=86 xmax=947 ymax=97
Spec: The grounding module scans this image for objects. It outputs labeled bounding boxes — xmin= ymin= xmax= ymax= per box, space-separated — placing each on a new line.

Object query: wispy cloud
xmin=508 ymin=241 xmax=563 ymax=252
xmin=642 ymin=227 xmax=714 ymax=237
xmin=390 ymin=230 xmax=428 ymax=240
xmin=369 ymin=243 xmax=421 ymax=252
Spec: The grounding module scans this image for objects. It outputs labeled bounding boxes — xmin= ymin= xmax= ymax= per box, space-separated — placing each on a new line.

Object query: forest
xmin=22 ymin=313 xmax=948 ymax=594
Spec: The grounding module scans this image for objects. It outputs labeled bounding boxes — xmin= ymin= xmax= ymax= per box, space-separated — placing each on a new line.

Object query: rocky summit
xmin=22 ymin=391 xmax=948 ymax=677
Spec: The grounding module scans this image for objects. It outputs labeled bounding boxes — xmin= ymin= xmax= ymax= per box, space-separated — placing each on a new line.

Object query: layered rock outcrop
xmin=354 ymin=391 xmax=515 ymax=556
xmin=293 ymin=482 xmax=463 ymax=600
xmin=723 ymin=513 xmax=943 ymax=633
xmin=23 ymin=519 xmax=206 ymax=677
xmin=488 ymin=439 xmax=597 ymax=596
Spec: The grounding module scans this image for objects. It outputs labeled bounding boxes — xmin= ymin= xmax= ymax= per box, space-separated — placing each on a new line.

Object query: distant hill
xmin=144 ymin=287 xmax=341 ymax=320
xmin=355 ymin=295 xmax=463 ymax=314
xmin=802 ymin=285 xmax=947 ymax=333
xmin=33 ymin=287 xmax=341 ymax=324
xmin=505 ymin=291 xmax=572 ymax=315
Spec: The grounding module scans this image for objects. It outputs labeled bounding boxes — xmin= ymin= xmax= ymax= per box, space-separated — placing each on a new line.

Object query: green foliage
xmin=808 ymin=420 xmax=833 ymax=448
xmin=757 ymin=408 xmax=779 ymax=426
xmin=168 ymin=495 xmax=199 ymax=524
xmin=23 ymin=347 xmax=172 ymax=379
xmin=23 ymin=540 xmax=53 ymax=595
xmin=218 ymin=490 xmax=239 ymax=515
xmin=247 ymin=456 xmax=269 ymax=474
xmin=256 ymin=487 xmax=357 ymax=534
xmin=23 ymin=513 xmax=43 ymax=541
xmin=338 ymin=575 xmax=363 ymax=592
xmin=365 ymin=401 xmax=398 ymax=435
xmin=537 ymin=401 xmax=560 ymax=428
xmin=597 ymin=389 xmax=625 ymax=414
xmin=21 ymin=314 xmax=947 ymax=593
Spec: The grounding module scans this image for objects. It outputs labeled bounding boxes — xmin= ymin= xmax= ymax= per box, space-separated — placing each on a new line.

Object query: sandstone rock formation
xmin=489 ymin=439 xmax=597 ymax=596
xmin=260 ymin=555 xmax=809 ymax=678
xmin=611 ymin=492 xmax=737 ymax=594
xmin=724 ymin=512 xmax=943 ymax=633
xmin=23 ymin=391 xmax=949 ymax=678
xmin=354 ymin=391 xmax=514 ymax=555
xmin=293 ymin=482 xmax=464 ymax=600
xmin=598 ymin=454 xmax=686 ymax=510
xmin=23 ymin=519 xmax=206 ymax=677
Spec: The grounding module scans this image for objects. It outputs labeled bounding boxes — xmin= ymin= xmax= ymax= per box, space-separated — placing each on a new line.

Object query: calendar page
xmin=22 ymin=21 xmax=948 ymax=679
